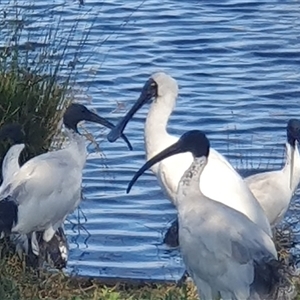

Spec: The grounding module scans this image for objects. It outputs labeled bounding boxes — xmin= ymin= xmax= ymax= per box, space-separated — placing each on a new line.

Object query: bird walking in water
xmin=245 ymin=119 xmax=300 ymax=228
xmin=0 ymin=103 xmax=132 ymax=261
xmin=107 ymin=72 xmax=272 ymax=243
xmin=127 ymin=130 xmax=286 ymax=300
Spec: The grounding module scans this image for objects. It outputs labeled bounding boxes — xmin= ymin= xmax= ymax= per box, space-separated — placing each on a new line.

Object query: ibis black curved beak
xmin=107 ymin=78 xmax=158 ymax=143
xmin=127 ymin=140 xmax=183 ymax=194
xmin=87 ymin=111 xmax=133 ymax=151
xmin=127 ymin=130 xmax=210 ymax=193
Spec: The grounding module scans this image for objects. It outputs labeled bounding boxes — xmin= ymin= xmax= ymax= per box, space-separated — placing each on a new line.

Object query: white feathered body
xmin=245 ymin=142 xmax=300 ymax=227
xmin=0 ymin=131 xmax=86 ymax=240
xmin=144 ymin=99 xmax=272 ymax=236
xmin=177 ymin=160 xmax=278 ymax=300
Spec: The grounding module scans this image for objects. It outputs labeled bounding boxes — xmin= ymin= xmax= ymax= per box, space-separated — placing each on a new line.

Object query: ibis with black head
xmin=0 ymin=123 xmax=71 ymax=268
xmin=245 ymin=119 xmax=300 ymax=228
xmin=127 ymin=130 xmax=285 ymax=300
xmin=107 ymin=72 xmax=272 ymax=241
xmin=0 ymin=104 xmax=132 ymax=256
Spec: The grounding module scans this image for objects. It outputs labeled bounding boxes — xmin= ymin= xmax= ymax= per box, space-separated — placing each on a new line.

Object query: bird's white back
xmin=143 ymin=73 xmax=271 ymax=236
xmin=246 ymin=142 xmax=300 ymax=227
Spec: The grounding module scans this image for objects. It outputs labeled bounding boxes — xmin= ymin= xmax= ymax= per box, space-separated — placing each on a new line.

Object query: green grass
xmin=1 ymin=244 xmax=300 ymax=300
xmin=0 ymin=241 xmax=198 ymax=300
xmin=0 ymin=242 xmax=299 ymax=300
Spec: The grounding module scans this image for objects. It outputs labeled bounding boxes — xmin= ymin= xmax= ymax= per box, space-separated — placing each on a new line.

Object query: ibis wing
xmin=179 ymin=202 xmax=277 ymax=299
xmin=245 ymin=170 xmax=286 ymax=226
xmin=1 ymin=149 xmax=81 ymax=206
xmin=0 ymin=149 xmax=82 ymax=234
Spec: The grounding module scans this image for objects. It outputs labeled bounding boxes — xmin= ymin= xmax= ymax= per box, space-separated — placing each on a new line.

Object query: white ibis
xmin=127 ymin=130 xmax=285 ymax=300
xmin=245 ymin=119 xmax=300 ymax=228
xmin=0 ymin=123 xmax=69 ymax=268
xmin=107 ymin=72 xmax=272 ymax=241
xmin=0 ymin=103 xmax=132 ymax=259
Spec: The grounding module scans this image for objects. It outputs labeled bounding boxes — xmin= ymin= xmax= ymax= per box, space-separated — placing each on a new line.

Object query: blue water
xmin=1 ymin=0 xmax=300 ymax=281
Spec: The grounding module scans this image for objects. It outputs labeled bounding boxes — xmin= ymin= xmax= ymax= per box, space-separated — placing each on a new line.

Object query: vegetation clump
xmin=0 ymin=0 xmax=84 ymax=291
xmin=0 ymin=6 xmax=81 ymax=174
xmin=0 ymin=242 xmax=199 ymax=300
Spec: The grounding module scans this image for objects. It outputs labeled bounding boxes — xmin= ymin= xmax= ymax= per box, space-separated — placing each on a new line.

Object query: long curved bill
xmin=87 ymin=111 xmax=133 ymax=151
xmin=107 ymin=78 xmax=157 ymax=143
xmin=127 ymin=140 xmax=183 ymax=194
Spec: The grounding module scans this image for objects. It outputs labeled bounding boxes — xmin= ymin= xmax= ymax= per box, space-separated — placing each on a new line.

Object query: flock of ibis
xmin=0 ymin=71 xmax=299 ymax=299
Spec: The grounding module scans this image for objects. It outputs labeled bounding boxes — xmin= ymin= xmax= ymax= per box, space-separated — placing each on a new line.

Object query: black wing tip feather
xmin=252 ymin=258 xmax=291 ymax=299
xmin=0 ymin=196 xmax=18 ymax=235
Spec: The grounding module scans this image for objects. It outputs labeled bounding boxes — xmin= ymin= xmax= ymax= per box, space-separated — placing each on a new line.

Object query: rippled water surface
xmin=1 ymin=0 xmax=300 ymax=281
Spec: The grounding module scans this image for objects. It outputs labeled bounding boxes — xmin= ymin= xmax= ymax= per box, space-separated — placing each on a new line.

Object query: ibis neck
xmin=284 ymin=141 xmax=300 ymax=192
xmin=144 ymin=94 xmax=176 ymax=161
xmin=176 ymin=157 xmax=207 ymax=209
xmin=64 ymin=129 xmax=87 ymax=169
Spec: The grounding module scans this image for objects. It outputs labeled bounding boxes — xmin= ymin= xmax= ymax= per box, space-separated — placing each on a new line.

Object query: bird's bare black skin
xmin=287 ymin=118 xmax=300 ymax=148
xmin=63 ymin=103 xmax=133 ymax=150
